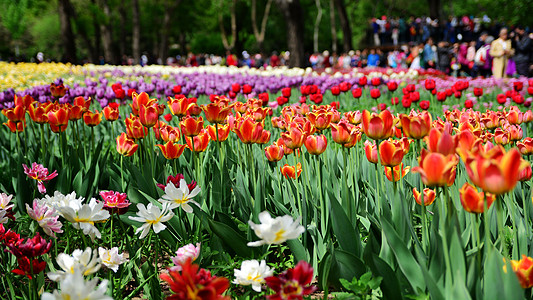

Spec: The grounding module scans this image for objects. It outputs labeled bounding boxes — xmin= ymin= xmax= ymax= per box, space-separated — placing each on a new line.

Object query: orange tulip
xmin=103 ymin=103 xmax=120 ymax=121
xmin=464 ymin=147 xmax=529 ymax=195
xmin=412 ymin=149 xmax=458 ymax=187
xmin=234 ymin=117 xmax=264 ymax=144
xmin=384 ymin=163 xmax=410 ymax=181
xmin=14 ymin=95 xmax=34 ymax=109
xmin=362 ymin=109 xmax=394 ymax=140
xmin=507 ymin=107 xmax=523 ymax=125
xmin=412 ymin=188 xmax=436 ymax=206
xmin=425 ymin=125 xmax=456 ymax=156
xmin=276 ymin=138 xmax=294 ymax=155
xmin=50 ymin=82 xmax=67 ymax=98
xmin=125 ymin=114 xmax=148 ymax=139
xmin=307 ymin=111 xmax=333 ymax=131
xmin=343 ymin=127 xmax=363 ymax=149
xmin=168 ymin=96 xmax=193 ymax=118
xmin=524 ymin=110 xmax=533 ymax=123
xmin=480 ymin=111 xmax=503 ymax=129
xmin=156 ymin=141 xmax=187 ymax=160
xmin=459 ymin=182 xmax=495 ymax=213
xmin=456 ymin=130 xmax=482 ymax=160
xmin=187 ymin=103 xmax=202 ymax=116
xmin=67 ymin=104 xmax=84 ymax=121
xmin=304 ymin=135 xmax=327 ymax=155
xmin=511 ymin=255 xmax=533 ymax=288
xmin=158 ymin=125 xmax=181 ymax=143
xmin=331 ymin=119 xmax=356 ymax=145
xmin=246 ymin=107 xmax=271 ymax=122
xmin=519 ymin=164 xmax=532 ymax=181
xmin=4 ymin=120 xmax=25 ymax=132
xmin=48 ymin=107 xmax=69 ymax=133
xmin=280 ymin=163 xmax=302 ymax=179
xmin=505 ymin=124 xmax=523 ymax=141
xmin=2 ymin=105 xmax=26 ymax=123
xmin=139 ymin=104 xmax=159 ymax=128
xmin=265 ymin=144 xmax=284 ymax=162
xmin=116 ymin=133 xmax=139 ymax=157
xmin=180 ymin=116 xmax=204 ymax=137
xmin=364 ymin=140 xmax=378 ymax=164
xmin=518 ymin=138 xmax=533 ymax=156
xmin=379 ymin=139 xmax=405 ymax=167
xmin=344 ymin=111 xmax=362 ymax=125
xmin=207 ymin=124 xmax=231 ymax=142
xmin=400 ymin=111 xmax=432 ymax=139
xmin=233 ymin=102 xmax=247 ymax=114
xmin=185 ymin=129 xmax=210 ymax=152
xmin=202 ymin=103 xmax=232 ymax=124
xmin=281 ymin=123 xmax=306 ymax=150
xmin=83 ymin=110 xmax=102 ymax=127
xmin=27 ymin=103 xmax=48 ymax=124
xmin=73 ymin=96 xmax=91 ymax=112
xmin=131 ymin=92 xmax=155 ymax=116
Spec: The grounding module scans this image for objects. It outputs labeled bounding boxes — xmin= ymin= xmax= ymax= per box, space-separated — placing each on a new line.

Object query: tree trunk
xmin=313 ymin=0 xmax=323 ymax=53
xmin=329 ymin=0 xmax=337 ymax=53
xmin=119 ymin=4 xmax=127 ymax=60
xmin=90 ymin=0 xmax=101 ymax=62
xmin=275 ymin=0 xmax=305 ymax=67
xmin=132 ymin=0 xmax=141 ymax=64
xmin=158 ymin=0 xmax=182 ymax=63
xmin=219 ymin=0 xmax=237 ymax=51
xmin=58 ymin=0 xmax=77 ymax=63
xmin=251 ymin=0 xmax=273 ymax=53
xmin=334 ymin=0 xmax=352 ymax=52
xmin=428 ymin=0 xmax=441 ymax=20
xmin=100 ymin=0 xmax=116 ymax=64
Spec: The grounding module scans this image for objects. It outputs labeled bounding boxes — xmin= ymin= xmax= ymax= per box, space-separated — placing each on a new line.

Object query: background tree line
xmin=1 ymin=0 xmax=532 ymax=67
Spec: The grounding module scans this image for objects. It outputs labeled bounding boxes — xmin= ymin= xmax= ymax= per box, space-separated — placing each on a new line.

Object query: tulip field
xmin=3 ymin=62 xmax=533 ymax=299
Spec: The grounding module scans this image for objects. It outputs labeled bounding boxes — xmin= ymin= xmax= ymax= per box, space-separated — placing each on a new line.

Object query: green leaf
xmin=328 ymin=249 xmax=367 ymax=287
xmin=207 ymin=218 xmax=253 ymax=258
xmin=287 ymin=238 xmax=308 ymax=262
xmin=330 ymin=195 xmax=362 ymax=257
xmin=381 ymin=218 xmax=426 ymax=293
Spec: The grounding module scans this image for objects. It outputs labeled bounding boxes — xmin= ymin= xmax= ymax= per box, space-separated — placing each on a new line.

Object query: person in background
xmin=466 ymin=41 xmax=477 ymax=76
xmin=513 ymin=25 xmax=532 ymax=77
xmin=372 ymin=19 xmax=380 ymax=46
xmin=476 ymin=32 xmax=488 ymax=51
xmin=270 ymin=51 xmax=280 ymax=67
xmin=423 ymin=37 xmax=436 ymax=68
xmin=437 ymin=41 xmax=453 ymax=74
xmin=477 ymin=36 xmax=494 ymax=77
xmin=367 ymin=48 xmax=380 ymax=67
xmin=226 ymin=51 xmax=237 ymax=67
xmin=490 ymin=28 xmax=514 ymax=78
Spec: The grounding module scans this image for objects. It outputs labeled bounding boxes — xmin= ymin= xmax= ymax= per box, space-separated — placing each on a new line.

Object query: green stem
xmin=440 ymin=187 xmax=454 ymax=285
xmin=496 ymin=196 xmax=507 ymax=257
xmin=421 ymin=189 xmax=428 ymax=253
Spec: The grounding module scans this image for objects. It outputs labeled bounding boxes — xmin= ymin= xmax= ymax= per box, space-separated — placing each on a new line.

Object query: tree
xmin=334 ymin=0 xmax=352 ymax=52
xmin=251 ymin=0 xmax=273 ymax=53
xmin=313 ymin=0 xmax=323 ymax=53
xmin=158 ymin=0 xmax=182 ymax=61
xmin=427 ymin=0 xmax=441 ymax=20
xmin=329 ymin=0 xmax=337 ymax=53
xmin=58 ymin=0 xmax=77 ymax=63
xmin=132 ymin=0 xmax=140 ymax=64
xmin=99 ymin=0 xmax=117 ymax=64
xmin=219 ymin=0 xmax=238 ymax=52
xmin=274 ymin=0 xmax=305 ymax=67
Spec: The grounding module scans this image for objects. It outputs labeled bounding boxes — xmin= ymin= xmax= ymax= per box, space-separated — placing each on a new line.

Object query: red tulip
xmin=352 ymin=88 xmax=362 ymax=99
xmin=116 ymin=133 xmax=139 ymax=156
xmin=265 ymin=144 xmax=284 ymax=162
xmin=387 ymin=81 xmax=398 ymax=92
xmin=304 ymin=135 xmax=327 ymax=155
xmin=370 ymin=88 xmax=381 ymax=99
xmin=156 ymin=141 xmax=187 ymax=160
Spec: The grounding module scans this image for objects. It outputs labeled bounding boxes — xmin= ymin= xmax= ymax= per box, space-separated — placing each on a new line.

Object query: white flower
xmin=48 ymin=248 xmax=101 ymax=282
xmin=169 ymin=243 xmax=200 ymax=272
xmin=247 ymin=211 xmax=305 ymax=247
xmin=0 ymin=193 xmax=14 ymax=210
xmin=128 ymin=202 xmax=174 ymax=239
xmin=59 ymin=198 xmax=110 ymax=241
xmin=26 ymin=199 xmax=63 ymax=238
xmin=0 ymin=209 xmax=7 ymax=224
xmin=159 ymin=179 xmax=201 ymax=213
xmin=98 ymin=247 xmax=127 ymax=273
xmin=42 ymin=271 xmax=112 ymax=300
xmin=233 ymin=260 xmax=273 ymax=292
xmin=42 ymin=191 xmax=84 ymax=215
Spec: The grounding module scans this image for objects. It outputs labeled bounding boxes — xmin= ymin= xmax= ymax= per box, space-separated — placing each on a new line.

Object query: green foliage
xmin=333 ymin=271 xmax=383 ymax=300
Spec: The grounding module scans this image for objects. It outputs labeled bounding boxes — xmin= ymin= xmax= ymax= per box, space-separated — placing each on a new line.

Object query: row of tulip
xmin=2 ymin=71 xmax=533 ymax=299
